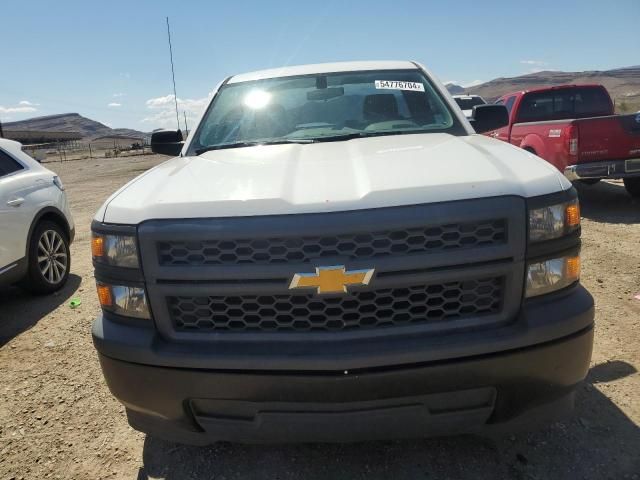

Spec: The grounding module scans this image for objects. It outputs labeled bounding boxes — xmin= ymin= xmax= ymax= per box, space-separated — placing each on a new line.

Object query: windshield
xmin=189 ymin=69 xmax=465 ymax=153
xmin=454 ymin=97 xmax=485 ymax=110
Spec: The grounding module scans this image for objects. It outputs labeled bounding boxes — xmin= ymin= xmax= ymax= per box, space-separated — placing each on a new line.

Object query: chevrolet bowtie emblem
xmin=289 ymin=265 xmax=375 ymax=295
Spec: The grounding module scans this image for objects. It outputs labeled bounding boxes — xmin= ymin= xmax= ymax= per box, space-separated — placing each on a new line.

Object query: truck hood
xmin=97 ymin=133 xmax=569 ymax=224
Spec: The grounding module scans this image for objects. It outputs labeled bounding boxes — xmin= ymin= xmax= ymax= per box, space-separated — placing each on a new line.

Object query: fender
xmin=25 ymin=206 xmax=73 ymax=259
xmin=519 ymin=133 xmax=547 ymax=160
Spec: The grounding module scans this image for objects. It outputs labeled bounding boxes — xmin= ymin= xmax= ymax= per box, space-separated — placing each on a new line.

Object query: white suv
xmin=0 ymin=139 xmax=74 ymax=293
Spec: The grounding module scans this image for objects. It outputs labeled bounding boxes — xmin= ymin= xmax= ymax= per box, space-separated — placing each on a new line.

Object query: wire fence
xmin=20 ymin=138 xmax=152 ymax=164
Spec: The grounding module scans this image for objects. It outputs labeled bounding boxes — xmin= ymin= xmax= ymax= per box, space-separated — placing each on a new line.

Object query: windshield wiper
xmin=195 ymin=139 xmax=315 ymax=155
xmin=309 ymin=130 xmax=431 ymax=143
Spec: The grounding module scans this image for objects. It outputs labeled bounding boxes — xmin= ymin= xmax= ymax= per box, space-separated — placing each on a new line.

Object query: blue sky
xmin=1 ymin=0 xmax=638 ymax=131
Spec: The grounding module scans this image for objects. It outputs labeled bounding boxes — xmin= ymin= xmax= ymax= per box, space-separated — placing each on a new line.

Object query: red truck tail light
xmin=564 ymin=125 xmax=579 ymax=156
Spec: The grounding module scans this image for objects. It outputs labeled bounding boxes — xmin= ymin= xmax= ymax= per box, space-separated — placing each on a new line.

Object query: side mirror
xmin=469 ymin=105 xmax=509 ymax=134
xmin=151 ymin=129 xmax=184 ymax=156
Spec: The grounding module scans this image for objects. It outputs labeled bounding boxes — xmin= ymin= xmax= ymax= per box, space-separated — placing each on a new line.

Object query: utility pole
xmin=0 ymin=118 xmax=4 ymax=138
xmin=166 ymin=17 xmax=181 ymax=132
xmin=183 ymin=111 xmax=189 ymax=134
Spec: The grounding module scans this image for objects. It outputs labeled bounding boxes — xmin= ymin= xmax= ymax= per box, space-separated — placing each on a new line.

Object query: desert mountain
xmin=444 ymin=83 xmax=465 ymax=95
xmin=3 ymin=113 xmax=149 ymax=140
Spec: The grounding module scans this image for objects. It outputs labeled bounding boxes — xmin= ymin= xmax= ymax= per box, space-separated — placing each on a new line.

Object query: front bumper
xmin=564 ymin=158 xmax=640 ymax=181
xmin=93 ymin=286 xmax=594 ymax=444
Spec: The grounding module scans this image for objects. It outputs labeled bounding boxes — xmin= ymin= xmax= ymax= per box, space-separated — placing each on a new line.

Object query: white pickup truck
xmin=91 ymin=61 xmax=594 ymax=444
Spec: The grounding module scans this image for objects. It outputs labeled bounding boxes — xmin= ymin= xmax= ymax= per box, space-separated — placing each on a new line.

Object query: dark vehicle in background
xmin=452 ymin=94 xmax=487 ymax=118
xmin=485 ymin=84 xmax=640 ymax=197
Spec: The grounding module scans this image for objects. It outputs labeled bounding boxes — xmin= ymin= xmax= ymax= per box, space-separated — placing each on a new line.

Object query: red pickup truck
xmin=485 ymin=84 xmax=640 ymax=197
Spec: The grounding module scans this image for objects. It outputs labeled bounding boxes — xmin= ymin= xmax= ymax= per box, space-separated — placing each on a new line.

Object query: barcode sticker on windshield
xmin=375 ymin=80 xmax=425 ymax=92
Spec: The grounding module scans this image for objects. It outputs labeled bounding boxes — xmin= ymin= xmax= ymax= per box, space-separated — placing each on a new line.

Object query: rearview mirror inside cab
xmin=470 ymin=105 xmax=509 ymax=134
xmin=307 ymin=87 xmax=345 ymax=101
xmin=151 ymin=129 xmax=184 ymax=156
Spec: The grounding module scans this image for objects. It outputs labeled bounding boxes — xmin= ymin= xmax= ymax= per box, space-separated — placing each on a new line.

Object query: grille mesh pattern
xmin=158 ymin=220 xmax=506 ymax=266
xmin=168 ymin=277 xmax=503 ymax=333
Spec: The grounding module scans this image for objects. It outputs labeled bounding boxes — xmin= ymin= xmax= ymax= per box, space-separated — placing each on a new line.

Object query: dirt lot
xmin=1 ymin=155 xmax=638 ymax=479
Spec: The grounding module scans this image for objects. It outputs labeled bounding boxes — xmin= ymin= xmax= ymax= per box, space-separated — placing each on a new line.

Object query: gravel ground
xmin=0 ymin=155 xmax=638 ymax=479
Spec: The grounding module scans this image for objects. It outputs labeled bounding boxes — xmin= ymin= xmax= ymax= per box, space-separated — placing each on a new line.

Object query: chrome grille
xmin=158 ymin=219 xmax=507 ymax=266
xmin=168 ymin=276 xmax=504 ymax=333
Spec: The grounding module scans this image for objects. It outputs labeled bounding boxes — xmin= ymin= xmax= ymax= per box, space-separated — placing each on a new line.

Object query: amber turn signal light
xmin=96 ymin=283 xmax=113 ymax=307
xmin=91 ymin=234 xmax=105 ymax=258
xmin=565 ymin=203 xmax=580 ymax=228
xmin=565 ymin=255 xmax=581 ymax=281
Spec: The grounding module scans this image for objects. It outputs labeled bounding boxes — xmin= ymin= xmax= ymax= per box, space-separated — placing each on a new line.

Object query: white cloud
xmin=142 ymin=92 xmax=214 ymax=129
xmin=520 ymin=60 xmax=546 ymax=66
xmin=119 ymin=72 xmax=131 ymax=79
xmin=1 ymin=99 xmax=40 ymax=114
xmin=0 ymin=105 xmax=37 ymax=114
xmin=112 ymin=93 xmax=125 ymax=98
xmin=145 ymin=94 xmax=176 ymax=109
xmin=108 ymin=102 xmax=122 ymax=108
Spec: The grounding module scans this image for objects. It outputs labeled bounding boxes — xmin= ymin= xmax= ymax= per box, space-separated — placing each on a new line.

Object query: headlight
xmin=53 ymin=176 xmax=65 ymax=191
xmin=529 ymin=199 xmax=580 ymax=242
xmin=526 ymin=254 xmax=580 ymax=298
xmin=96 ymin=282 xmax=150 ymax=319
xmin=91 ymin=233 xmax=139 ymax=268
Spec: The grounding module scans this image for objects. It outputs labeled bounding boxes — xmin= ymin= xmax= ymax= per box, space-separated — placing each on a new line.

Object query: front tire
xmin=623 ymin=177 xmax=640 ymax=198
xmin=22 ymin=221 xmax=71 ymax=294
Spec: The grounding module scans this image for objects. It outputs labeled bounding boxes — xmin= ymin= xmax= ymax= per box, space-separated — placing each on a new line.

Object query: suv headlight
xmin=53 ymin=176 xmax=65 ymax=191
xmin=526 ymin=254 xmax=580 ymax=298
xmin=91 ymin=233 xmax=139 ymax=268
xmin=96 ymin=282 xmax=150 ymax=319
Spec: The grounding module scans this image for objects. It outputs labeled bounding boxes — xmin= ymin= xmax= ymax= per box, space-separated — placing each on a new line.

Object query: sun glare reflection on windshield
xmin=243 ymin=89 xmax=272 ymax=109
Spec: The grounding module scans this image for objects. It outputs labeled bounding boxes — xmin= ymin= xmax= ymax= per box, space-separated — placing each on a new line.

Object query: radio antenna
xmin=166 ymin=17 xmax=180 ymax=131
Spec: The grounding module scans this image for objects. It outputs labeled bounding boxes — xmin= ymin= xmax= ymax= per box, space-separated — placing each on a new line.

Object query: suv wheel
xmin=623 ymin=177 xmax=640 ymax=198
xmin=22 ymin=221 xmax=71 ymax=294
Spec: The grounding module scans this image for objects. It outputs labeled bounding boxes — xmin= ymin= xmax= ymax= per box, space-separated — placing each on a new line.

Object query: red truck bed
xmin=573 ymin=114 xmax=640 ymax=169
